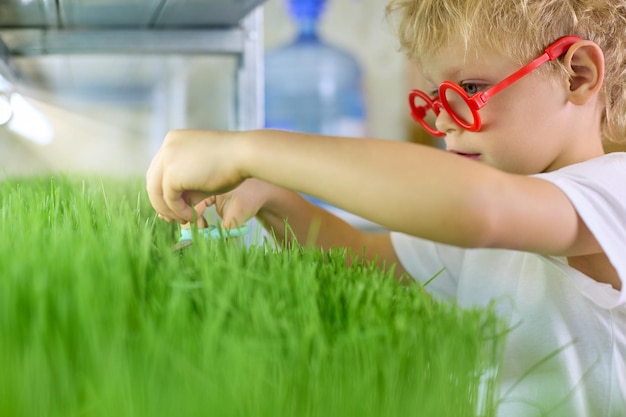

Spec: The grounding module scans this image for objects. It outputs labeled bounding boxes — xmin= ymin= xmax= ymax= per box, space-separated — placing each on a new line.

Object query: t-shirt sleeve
xmin=390 ymin=232 xmax=466 ymax=301
xmin=534 ymin=153 xmax=626 ymax=307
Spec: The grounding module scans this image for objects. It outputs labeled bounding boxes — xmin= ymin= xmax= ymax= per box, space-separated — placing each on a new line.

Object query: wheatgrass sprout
xmin=0 ymin=175 xmax=506 ymax=417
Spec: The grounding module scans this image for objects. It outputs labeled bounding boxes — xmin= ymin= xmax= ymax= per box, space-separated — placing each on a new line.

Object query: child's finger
xmin=220 ymin=198 xmax=254 ymax=230
xmin=192 ymin=197 xmax=216 ymax=228
xmin=161 ymin=182 xmax=194 ymax=224
xmin=158 ymin=213 xmax=174 ymax=222
xmin=146 ymin=158 xmax=179 ymax=222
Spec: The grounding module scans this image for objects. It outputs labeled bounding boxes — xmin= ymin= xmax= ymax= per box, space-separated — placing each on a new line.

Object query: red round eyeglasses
xmin=408 ymin=36 xmax=582 ymax=137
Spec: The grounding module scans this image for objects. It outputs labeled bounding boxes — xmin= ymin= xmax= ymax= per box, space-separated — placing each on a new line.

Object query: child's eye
xmin=425 ymin=86 xmax=438 ymax=98
xmin=460 ymin=82 xmax=485 ymax=96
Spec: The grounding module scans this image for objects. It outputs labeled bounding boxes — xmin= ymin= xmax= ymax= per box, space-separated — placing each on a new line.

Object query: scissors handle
xmin=179 ymin=225 xmax=249 ymax=242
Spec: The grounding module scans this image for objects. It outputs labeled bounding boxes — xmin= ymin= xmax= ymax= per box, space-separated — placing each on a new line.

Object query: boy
xmin=146 ymin=0 xmax=626 ymax=415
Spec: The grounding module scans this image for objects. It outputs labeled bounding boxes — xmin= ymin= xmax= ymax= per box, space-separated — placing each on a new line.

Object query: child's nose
xmin=434 ymin=107 xmax=459 ymax=135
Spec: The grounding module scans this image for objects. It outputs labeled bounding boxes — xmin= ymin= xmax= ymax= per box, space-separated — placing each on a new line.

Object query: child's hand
xmin=146 ymin=129 xmax=247 ymax=223
xmin=198 ymin=179 xmax=278 ymax=229
xmin=174 ymin=179 xmax=278 ymax=242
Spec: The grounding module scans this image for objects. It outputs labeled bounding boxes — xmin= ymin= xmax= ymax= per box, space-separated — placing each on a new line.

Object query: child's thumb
xmin=220 ymin=199 xmax=253 ymax=229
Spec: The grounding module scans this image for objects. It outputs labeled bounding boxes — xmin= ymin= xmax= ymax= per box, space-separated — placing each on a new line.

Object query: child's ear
xmin=563 ymin=40 xmax=604 ymax=105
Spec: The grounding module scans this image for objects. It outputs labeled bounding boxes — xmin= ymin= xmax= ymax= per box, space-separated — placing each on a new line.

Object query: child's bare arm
xmin=203 ymin=178 xmax=405 ymax=277
xmin=146 ymin=128 xmax=597 ymax=258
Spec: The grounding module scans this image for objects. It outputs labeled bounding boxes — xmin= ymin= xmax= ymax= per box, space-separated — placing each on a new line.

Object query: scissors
xmin=172 ymin=224 xmax=249 ymax=251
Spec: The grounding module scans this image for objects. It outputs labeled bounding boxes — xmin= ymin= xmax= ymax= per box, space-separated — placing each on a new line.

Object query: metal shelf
xmin=0 ymin=0 xmax=266 ymax=29
xmin=0 ymin=0 xmax=266 ymax=131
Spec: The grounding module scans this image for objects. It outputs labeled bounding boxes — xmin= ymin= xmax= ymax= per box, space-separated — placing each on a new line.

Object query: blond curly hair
xmin=386 ymin=0 xmax=626 ymax=144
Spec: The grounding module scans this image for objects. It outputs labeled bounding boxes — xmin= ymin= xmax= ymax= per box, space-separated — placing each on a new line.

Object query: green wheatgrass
xmin=0 ymin=175 xmax=505 ymax=417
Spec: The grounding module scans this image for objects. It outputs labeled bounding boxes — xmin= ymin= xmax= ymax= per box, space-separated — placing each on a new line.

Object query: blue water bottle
xmin=264 ymin=0 xmax=367 ymax=208
xmin=264 ymin=0 xmax=367 ymax=137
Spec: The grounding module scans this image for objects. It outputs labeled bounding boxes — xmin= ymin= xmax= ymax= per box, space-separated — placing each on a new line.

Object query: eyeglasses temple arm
xmin=474 ymin=36 xmax=582 ymax=107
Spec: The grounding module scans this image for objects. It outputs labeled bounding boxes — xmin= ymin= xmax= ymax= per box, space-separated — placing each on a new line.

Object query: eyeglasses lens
xmin=411 ymin=94 xmax=439 ymax=132
xmin=443 ymin=87 xmax=476 ymax=128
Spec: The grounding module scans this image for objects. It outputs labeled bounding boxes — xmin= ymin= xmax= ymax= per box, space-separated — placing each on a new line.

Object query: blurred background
xmin=0 ymin=0 xmax=622 ymax=180
xmin=0 ymin=0 xmax=434 ymax=179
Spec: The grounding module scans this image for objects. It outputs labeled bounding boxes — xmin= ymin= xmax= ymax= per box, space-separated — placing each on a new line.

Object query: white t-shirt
xmin=390 ymin=153 xmax=626 ymax=417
